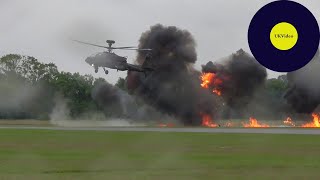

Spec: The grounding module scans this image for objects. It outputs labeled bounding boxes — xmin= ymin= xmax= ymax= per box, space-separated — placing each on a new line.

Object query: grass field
xmin=0 ymin=129 xmax=319 ymax=180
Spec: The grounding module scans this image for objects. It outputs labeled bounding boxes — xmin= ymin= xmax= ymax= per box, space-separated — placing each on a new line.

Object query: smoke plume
xmin=127 ymin=24 xmax=219 ymax=125
xmin=285 ymin=50 xmax=320 ymax=113
xmin=202 ymin=49 xmax=267 ymax=118
xmin=0 ymin=74 xmax=55 ymax=119
xmin=91 ymin=80 xmax=171 ymax=122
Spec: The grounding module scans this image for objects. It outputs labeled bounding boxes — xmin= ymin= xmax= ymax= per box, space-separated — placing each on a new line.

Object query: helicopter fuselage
xmin=85 ymin=52 xmax=128 ymax=71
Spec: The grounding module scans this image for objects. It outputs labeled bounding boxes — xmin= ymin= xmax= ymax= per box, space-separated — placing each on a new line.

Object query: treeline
xmin=0 ymin=54 xmax=290 ymax=120
xmin=0 ymin=54 xmax=115 ymax=120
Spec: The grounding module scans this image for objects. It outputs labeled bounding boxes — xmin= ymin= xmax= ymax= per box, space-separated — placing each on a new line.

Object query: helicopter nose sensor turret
xmin=85 ymin=57 xmax=94 ymax=66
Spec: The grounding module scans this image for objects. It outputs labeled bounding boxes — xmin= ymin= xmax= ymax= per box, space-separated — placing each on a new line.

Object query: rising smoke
xmin=285 ymin=50 xmax=320 ymax=113
xmin=202 ymin=49 xmax=267 ymax=118
xmin=92 ymin=82 xmax=124 ymax=117
xmin=127 ymin=24 xmax=220 ymax=125
xmin=0 ymin=74 xmax=55 ymax=119
xmin=91 ymin=80 xmax=171 ymax=122
xmin=95 ymin=24 xmax=317 ymax=125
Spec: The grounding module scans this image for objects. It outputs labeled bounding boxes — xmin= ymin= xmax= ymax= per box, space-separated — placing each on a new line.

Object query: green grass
xmin=0 ymin=130 xmax=319 ymax=179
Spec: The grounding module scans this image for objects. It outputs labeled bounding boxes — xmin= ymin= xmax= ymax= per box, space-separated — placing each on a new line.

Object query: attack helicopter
xmin=73 ymin=39 xmax=153 ymax=75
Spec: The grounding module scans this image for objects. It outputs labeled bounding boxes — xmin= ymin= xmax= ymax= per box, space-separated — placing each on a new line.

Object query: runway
xmin=0 ymin=126 xmax=320 ymax=135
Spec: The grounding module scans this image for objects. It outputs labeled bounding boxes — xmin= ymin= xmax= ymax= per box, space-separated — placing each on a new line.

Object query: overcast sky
xmin=0 ymin=0 xmax=319 ymax=84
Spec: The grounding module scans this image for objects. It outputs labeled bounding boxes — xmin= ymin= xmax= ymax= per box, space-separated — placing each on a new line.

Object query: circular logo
xmin=248 ymin=0 xmax=320 ymax=72
xmin=270 ymin=22 xmax=298 ymax=51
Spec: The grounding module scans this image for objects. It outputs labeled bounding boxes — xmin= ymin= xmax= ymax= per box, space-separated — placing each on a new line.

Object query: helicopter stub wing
xmin=126 ymin=63 xmax=154 ymax=72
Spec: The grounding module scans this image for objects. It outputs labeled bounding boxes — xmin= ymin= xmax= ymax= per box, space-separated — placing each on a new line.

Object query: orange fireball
xmin=201 ymin=73 xmax=216 ymax=88
xmin=200 ymin=73 xmax=223 ymax=96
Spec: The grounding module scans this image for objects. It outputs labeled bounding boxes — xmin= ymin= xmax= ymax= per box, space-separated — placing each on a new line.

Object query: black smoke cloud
xmin=127 ymin=24 xmax=220 ymax=125
xmin=91 ymin=82 xmax=123 ymax=117
xmin=91 ymin=81 xmax=172 ymax=121
xmin=202 ymin=49 xmax=267 ymax=118
xmin=94 ymin=24 xmax=271 ymax=123
xmin=285 ymin=50 xmax=320 ymax=113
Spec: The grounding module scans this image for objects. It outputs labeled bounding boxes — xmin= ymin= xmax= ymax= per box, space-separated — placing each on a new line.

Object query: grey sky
xmin=0 ymin=0 xmax=319 ymax=84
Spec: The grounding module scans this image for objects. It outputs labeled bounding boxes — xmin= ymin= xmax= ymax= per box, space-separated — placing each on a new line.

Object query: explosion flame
xmin=200 ymin=73 xmax=223 ymax=96
xmin=201 ymin=114 xmax=219 ymax=128
xmin=283 ymin=117 xmax=295 ymax=127
xmin=157 ymin=114 xmax=320 ymax=128
xmin=301 ymin=113 xmax=320 ymax=128
xmin=242 ymin=117 xmax=270 ymax=128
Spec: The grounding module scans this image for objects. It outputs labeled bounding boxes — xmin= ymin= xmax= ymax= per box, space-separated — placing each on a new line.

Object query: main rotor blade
xmin=72 ymin=39 xmax=109 ymax=49
xmin=112 ymin=46 xmax=137 ymax=49
xmin=72 ymin=39 xmax=152 ymax=51
xmin=113 ymin=48 xmax=153 ymax=51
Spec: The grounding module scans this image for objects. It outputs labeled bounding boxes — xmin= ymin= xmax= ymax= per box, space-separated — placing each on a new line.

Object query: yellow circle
xmin=270 ymin=22 xmax=298 ymax=51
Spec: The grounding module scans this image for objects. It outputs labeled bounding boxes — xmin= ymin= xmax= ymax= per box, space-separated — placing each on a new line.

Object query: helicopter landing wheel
xmin=94 ymin=66 xmax=98 ymax=73
xmin=104 ymin=69 xmax=109 ymax=75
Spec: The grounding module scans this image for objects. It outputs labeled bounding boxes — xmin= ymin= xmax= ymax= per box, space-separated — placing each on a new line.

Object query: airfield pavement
xmin=0 ymin=126 xmax=320 ymax=135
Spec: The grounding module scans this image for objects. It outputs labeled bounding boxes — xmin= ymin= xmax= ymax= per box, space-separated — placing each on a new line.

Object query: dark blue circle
xmin=248 ymin=0 xmax=320 ymax=72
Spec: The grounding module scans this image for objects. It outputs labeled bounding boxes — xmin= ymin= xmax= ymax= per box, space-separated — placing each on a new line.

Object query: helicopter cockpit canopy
xmin=87 ymin=52 xmax=127 ymax=63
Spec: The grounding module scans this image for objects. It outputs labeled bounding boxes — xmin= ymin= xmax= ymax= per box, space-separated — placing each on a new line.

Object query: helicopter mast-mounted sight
xmin=106 ymin=40 xmax=115 ymax=52
xmin=106 ymin=40 xmax=115 ymax=45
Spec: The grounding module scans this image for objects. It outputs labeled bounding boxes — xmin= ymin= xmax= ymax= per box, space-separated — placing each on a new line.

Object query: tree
xmin=266 ymin=75 xmax=288 ymax=97
xmin=115 ymin=77 xmax=127 ymax=91
xmin=49 ymin=72 xmax=99 ymax=117
xmin=19 ymin=56 xmax=59 ymax=84
xmin=0 ymin=54 xmax=59 ymax=83
xmin=277 ymin=74 xmax=288 ymax=84
xmin=93 ymin=78 xmax=107 ymax=87
xmin=0 ymin=54 xmax=22 ymax=73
